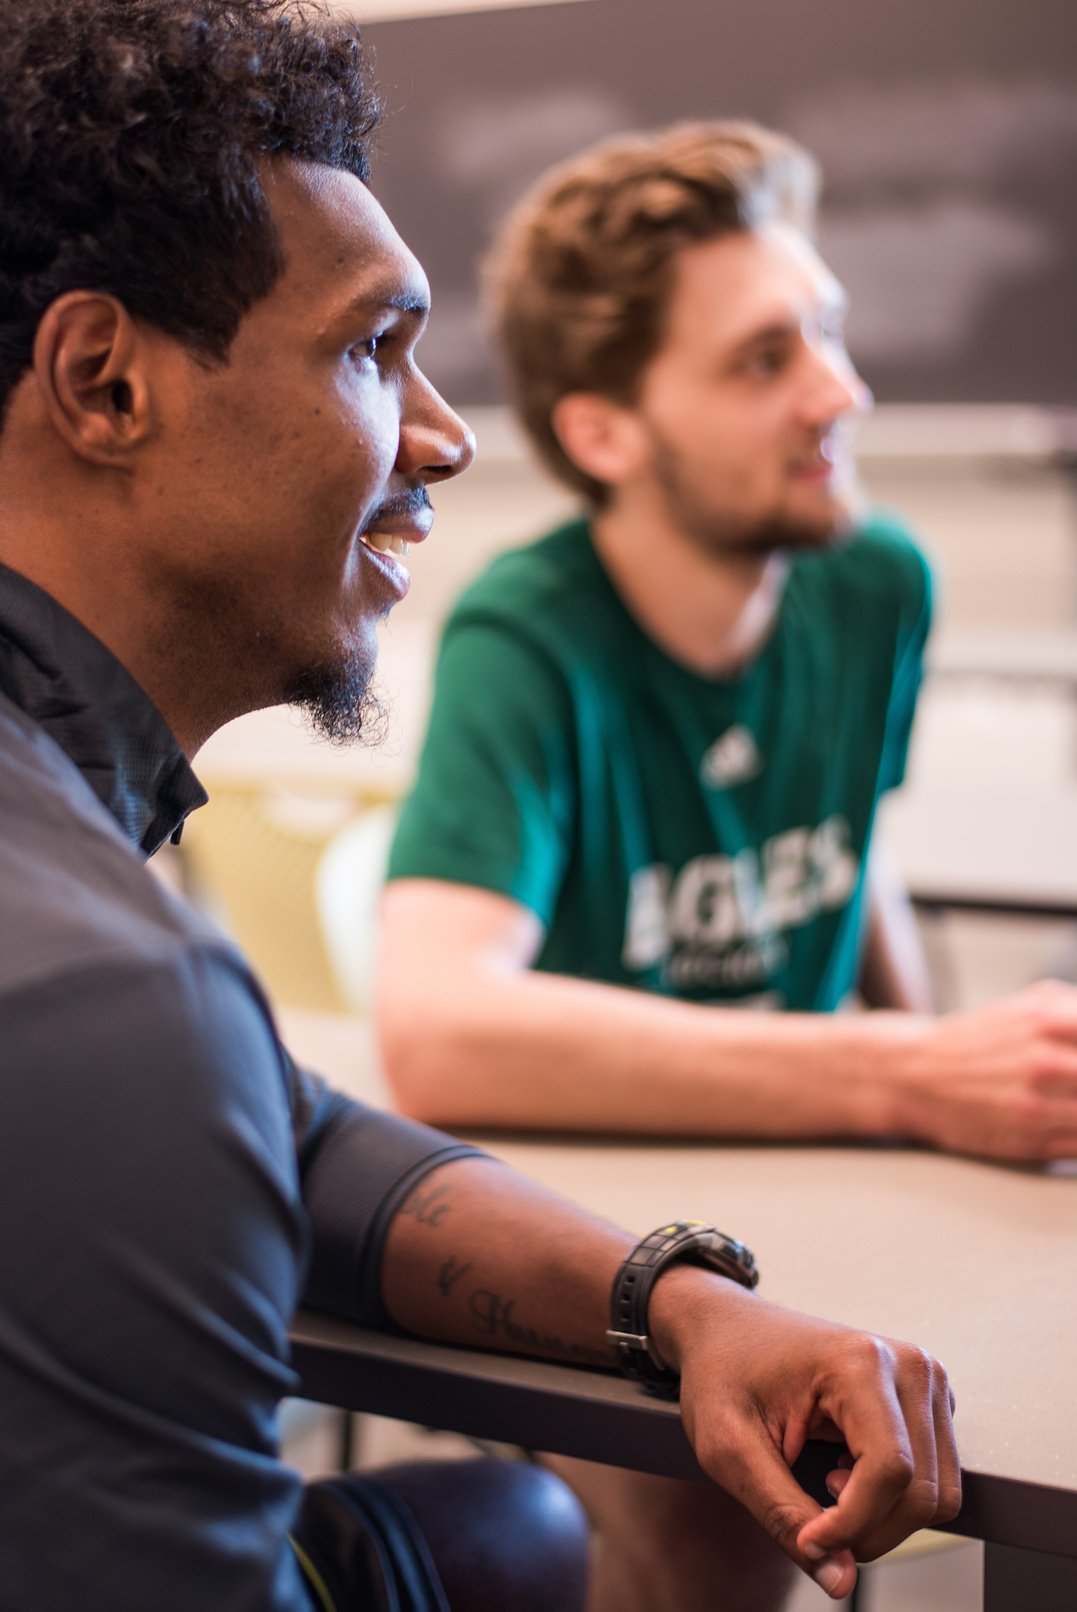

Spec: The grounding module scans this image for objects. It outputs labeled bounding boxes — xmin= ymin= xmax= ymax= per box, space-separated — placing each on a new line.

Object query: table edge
xmin=290 ymin=1313 xmax=1077 ymax=1560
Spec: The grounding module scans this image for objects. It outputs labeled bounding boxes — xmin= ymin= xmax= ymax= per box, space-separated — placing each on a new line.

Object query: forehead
xmin=258 ymin=158 xmax=429 ymax=327
xmin=660 ymin=222 xmax=845 ymax=354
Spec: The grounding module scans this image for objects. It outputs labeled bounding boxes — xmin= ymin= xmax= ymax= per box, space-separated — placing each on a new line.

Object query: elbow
xmin=377 ymin=995 xmax=474 ymax=1127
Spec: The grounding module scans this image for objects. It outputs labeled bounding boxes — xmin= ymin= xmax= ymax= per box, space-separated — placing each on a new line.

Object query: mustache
xmin=360 ymin=488 xmax=433 ymax=531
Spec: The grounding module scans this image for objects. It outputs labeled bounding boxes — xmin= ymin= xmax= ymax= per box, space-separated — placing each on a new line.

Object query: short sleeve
xmin=387 ymin=615 xmax=578 ymax=928
xmin=877 ymin=538 xmax=934 ymax=795
xmin=286 ymin=1051 xmax=486 ymax=1327
xmin=0 ymin=945 xmax=311 ymax=1611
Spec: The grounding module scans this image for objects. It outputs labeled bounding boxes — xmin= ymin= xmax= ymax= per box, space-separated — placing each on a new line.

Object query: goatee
xmin=284 ymin=646 xmax=389 ymax=747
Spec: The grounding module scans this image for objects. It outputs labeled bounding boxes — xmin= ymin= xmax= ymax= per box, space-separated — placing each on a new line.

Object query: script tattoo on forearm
xmin=467 ymin=1288 xmax=609 ymax=1368
xmin=399 ymin=1181 xmax=454 ymax=1229
xmin=437 ymin=1255 xmax=472 ymax=1297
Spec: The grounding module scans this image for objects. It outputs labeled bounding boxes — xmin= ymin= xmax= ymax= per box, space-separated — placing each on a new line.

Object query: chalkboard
xmin=361 ymin=0 xmax=1077 ymax=408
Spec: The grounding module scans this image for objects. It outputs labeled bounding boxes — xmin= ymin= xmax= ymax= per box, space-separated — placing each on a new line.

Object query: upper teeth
xmin=363 ymin=531 xmax=411 ymax=557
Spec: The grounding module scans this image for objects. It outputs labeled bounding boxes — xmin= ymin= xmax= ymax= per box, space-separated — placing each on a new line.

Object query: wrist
xmin=647 ymin=1261 xmax=755 ymax=1376
xmin=608 ymin=1222 xmax=758 ymax=1393
xmin=865 ymin=1012 xmax=937 ymax=1136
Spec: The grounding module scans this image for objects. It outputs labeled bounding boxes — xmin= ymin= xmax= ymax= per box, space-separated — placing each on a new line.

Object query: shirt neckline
xmin=0 ymin=564 xmax=207 ymax=856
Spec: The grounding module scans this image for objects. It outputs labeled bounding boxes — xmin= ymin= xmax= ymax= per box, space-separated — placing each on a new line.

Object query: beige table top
xmin=481 ymin=1135 xmax=1077 ymax=1498
xmin=283 ymin=1012 xmax=1077 ymax=1555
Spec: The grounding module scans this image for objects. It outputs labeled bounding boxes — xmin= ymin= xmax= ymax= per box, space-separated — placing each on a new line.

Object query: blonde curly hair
xmin=485 ymin=121 xmax=819 ymax=504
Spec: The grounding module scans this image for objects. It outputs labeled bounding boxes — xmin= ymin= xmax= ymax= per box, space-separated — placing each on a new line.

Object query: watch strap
xmin=607 ymin=1220 xmax=759 ymax=1397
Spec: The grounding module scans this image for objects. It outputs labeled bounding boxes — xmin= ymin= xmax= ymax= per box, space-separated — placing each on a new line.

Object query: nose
xmin=802 ymin=339 xmax=872 ymax=429
xmin=398 ymin=367 xmax=476 ymax=486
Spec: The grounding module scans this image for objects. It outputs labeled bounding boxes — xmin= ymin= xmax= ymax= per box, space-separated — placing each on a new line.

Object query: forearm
xmin=379 ymin=1153 xmax=631 ymax=1365
xmin=379 ymin=1154 xmax=751 ymax=1369
xmin=381 ymin=965 xmax=928 ymax=1139
xmin=377 ymin=1153 xmax=961 ymax=1603
xmin=378 ymin=884 xmax=1077 ymax=1158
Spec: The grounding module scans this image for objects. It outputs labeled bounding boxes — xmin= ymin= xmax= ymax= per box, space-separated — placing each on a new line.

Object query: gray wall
xmin=363 ymin=0 xmax=1077 ymax=408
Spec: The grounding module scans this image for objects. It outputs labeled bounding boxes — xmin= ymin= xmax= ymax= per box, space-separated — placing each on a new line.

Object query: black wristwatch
xmin=607 ymin=1220 xmax=759 ymax=1398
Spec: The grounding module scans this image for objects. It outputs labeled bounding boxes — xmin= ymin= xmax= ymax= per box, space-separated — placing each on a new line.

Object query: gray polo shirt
xmin=0 ymin=564 xmax=478 ymax=1610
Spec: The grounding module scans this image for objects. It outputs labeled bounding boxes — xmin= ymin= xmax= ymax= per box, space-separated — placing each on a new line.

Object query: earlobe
xmin=551 ymin=392 xmax=644 ymax=488
xmin=32 ymin=292 xmax=152 ymax=467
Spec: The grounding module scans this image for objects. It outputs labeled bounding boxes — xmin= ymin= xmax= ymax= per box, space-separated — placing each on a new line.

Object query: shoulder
xmin=0 ymin=701 xmax=285 ymax=1123
xmin=831 ymin=511 xmax=931 ymax=601
xmin=4 ymin=917 xmax=288 ymax=1142
xmin=0 ymin=723 xmax=242 ymax=1000
xmin=447 ymin=516 xmax=604 ymax=638
xmin=418 ymin=519 xmax=604 ymax=722
xmin=792 ymin=511 xmax=933 ymax=636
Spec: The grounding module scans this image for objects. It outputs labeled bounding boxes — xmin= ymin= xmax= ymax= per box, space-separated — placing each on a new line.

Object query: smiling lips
xmin=362 ymin=530 xmax=414 ymax=558
xmin=790 ymin=433 xmax=851 ymax=484
xmin=357 ymin=506 xmax=433 ymax=572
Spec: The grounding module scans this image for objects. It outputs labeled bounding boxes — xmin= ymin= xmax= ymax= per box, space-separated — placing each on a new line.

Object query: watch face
xmin=696 ymin=1232 xmax=759 ymax=1289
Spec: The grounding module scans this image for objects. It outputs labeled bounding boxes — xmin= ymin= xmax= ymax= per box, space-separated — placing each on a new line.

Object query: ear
xmin=550 ymin=392 xmax=648 ymax=491
xmin=32 ymin=291 xmax=154 ymax=468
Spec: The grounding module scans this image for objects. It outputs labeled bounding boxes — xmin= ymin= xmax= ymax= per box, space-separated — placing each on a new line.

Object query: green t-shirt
xmin=389 ymin=515 xmax=932 ymax=1010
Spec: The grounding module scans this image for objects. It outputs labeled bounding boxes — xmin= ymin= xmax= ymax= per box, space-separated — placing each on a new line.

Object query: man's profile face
xmin=625 ymin=221 xmax=871 ymax=557
xmin=142 ymin=160 xmax=472 ymax=741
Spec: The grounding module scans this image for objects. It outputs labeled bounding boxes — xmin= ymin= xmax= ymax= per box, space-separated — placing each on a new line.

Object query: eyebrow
xmin=725 ymin=318 xmax=800 ymax=360
xmin=338 ymin=287 xmax=430 ymax=322
xmin=727 ymin=295 xmax=849 ymax=359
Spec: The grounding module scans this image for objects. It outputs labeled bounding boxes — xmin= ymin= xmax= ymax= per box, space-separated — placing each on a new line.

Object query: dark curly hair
xmin=0 ymin=0 xmax=379 ymax=422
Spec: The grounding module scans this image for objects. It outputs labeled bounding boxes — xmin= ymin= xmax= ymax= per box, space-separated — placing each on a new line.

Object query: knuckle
xmin=1026 ymin=1054 xmax=1062 ymax=1092
xmin=931 ymin=1356 xmax=953 ymax=1399
xmin=904 ymin=1476 xmax=941 ymax=1526
xmin=875 ymin=1447 xmax=916 ymax=1490
xmin=896 ymin=1342 xmax=933 ymax=1382
xmin=849 ymin=1331 xmax=895 ymax=1374
xmin=937 ymin=1481 xmax=964 ymax=1523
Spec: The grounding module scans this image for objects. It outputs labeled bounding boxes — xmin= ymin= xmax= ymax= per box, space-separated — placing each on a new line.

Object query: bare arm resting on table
xmin=378 ymin=878 xmax=1077 ymax=1160
xmin=377 ymin=1153 xmax=961 ymax=1602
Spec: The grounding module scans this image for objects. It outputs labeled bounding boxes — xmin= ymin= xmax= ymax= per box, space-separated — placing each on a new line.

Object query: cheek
xmin=333 ymin=372 xmax=401 ymax=473
xmin=295 ymin=417 xmax=397 ymax=533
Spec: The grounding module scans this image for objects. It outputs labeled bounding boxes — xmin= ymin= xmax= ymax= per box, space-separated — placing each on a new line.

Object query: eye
xmin=349 ymin=333 xmax=383 ymax=365
xmin=741 ymin=346 xmax=787 ymax=379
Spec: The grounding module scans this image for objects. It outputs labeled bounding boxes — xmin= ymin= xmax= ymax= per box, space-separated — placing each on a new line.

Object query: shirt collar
xmin=0 ymin=564 xmax=207 ymax=856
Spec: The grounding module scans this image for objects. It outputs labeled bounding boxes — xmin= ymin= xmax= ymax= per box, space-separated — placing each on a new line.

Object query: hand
xmin=896 ymin=980 xmax=1077 ymax=1160
xmin=652 ymin=1270 xmax=960 ymax=1600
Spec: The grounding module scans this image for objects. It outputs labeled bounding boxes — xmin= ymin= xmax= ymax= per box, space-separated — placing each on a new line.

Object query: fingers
xmin=799 ymin=1341 xmax=961 ymax=1563
xmin=932 ymin=1359 xmax=962 ymax=1525
xmin=718 ymin=1418 xmax=860 ymax=1600
xmin=797 ymin=1348 xmax=917 ymax=1560
xmin=1026 ymin=979 xmax=1077 ymax=1037
xmin=679 ymin=1299 xmax=961 ymax=1601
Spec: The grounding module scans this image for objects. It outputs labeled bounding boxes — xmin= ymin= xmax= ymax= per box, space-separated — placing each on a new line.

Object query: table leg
xmin=984 ymin=1543 xmax=1077 ymax=1611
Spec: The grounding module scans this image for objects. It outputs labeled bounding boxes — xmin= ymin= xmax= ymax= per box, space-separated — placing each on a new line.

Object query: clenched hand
xmin=653 ymin=1271 xmax=961 ymax=1600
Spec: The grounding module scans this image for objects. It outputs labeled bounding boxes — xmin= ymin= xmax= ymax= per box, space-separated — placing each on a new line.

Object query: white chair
xmin=316 ymin=802 xmax=400 ymax=1017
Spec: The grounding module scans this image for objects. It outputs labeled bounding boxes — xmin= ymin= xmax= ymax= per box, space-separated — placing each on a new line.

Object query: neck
xmin=0 ymin=509 xmax=229 ymax=760
xmin=589 ymin=500 xmax=789 ymax=677
xmin=0 ymin=408 xmax=258 ymax=759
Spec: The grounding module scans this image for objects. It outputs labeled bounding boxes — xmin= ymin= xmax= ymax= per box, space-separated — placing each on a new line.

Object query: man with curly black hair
xmin=0 ymin=4 xmax=960 ymax=1609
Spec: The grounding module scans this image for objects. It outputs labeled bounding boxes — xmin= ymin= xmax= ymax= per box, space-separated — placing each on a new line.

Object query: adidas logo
xmin=700 ymin=725 xmax=763 ymax=788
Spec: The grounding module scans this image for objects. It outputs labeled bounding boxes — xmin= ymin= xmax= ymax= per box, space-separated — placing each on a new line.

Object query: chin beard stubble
xmin=283 ymin=642 xmax=390 ymax=747
xmin=649 ymin=432 xmax=859 ymax=558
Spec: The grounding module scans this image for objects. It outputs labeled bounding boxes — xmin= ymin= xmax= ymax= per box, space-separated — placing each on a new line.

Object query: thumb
xmin=732 ymin=1434 xmax=859 ymax=1602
